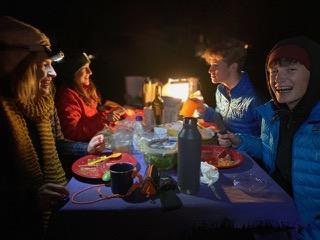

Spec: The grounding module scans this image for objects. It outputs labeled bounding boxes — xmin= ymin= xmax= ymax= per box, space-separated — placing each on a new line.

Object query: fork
xmin=217 ymin=149 xmax=228 ymax=158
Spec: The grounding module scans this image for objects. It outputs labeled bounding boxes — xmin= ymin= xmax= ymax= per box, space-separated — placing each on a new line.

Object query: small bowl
xmin=143 ymin=138 xmax=177 ymax=170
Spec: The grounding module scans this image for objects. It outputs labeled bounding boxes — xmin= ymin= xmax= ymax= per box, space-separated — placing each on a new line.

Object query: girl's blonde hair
xmin=67 ymin=65 xmax=101 ymax=105
xmin=72 ymin=71 xmax=101 ymax=106
xmin=1 ymin=51 xmax=54 ymax=103
xmin=4 ymin=52 xmax=38 ymax=103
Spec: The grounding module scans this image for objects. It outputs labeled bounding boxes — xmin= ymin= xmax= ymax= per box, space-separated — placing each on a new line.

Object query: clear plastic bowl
xmin=233 ymin=171 xmax=269 ymax=195
xmin=142 ymin=138 xmax=177 ymax=170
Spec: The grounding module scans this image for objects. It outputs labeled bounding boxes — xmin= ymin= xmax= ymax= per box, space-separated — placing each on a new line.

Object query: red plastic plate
xmin=201 ymin=145 xmax=244 ymax=169
xmin=72 ymin=153 xmax=137 ymax=179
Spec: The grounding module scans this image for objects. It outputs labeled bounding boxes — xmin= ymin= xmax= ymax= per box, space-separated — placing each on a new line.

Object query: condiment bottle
xmin=151 ymin=85 xmax=164 ymax=125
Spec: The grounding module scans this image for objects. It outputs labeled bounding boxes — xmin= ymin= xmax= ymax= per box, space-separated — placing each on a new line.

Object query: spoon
xmin=87 ymin=152 xmax=122 ymax=166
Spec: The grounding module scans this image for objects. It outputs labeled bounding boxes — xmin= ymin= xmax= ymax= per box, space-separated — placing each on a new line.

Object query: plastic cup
xmin=179 ymin=99 xmax=198 ymax=117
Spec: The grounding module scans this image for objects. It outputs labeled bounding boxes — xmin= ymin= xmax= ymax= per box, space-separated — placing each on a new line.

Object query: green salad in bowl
xmin=142 ymin=138 xmax=177 ymax=170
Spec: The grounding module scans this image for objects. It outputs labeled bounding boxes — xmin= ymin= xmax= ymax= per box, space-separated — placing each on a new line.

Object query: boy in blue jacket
xmin=218 ymin=36 xmax=320 ymax=240
xmin=195 ymin=37 xmax=262 ymax=136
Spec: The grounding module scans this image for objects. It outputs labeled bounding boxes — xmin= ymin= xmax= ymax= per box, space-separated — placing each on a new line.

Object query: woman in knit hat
xmin=55 ymin=51 xmax=125 ymax=142
xmin=217 ymin=36 xmax=320 ymax=239
xmin=0 ymin=16 xmax=106 ymax=239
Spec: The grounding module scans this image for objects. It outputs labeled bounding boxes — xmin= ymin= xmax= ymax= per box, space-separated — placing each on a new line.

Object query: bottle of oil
xmin=152 ymin=85 xmax=164 ymax=125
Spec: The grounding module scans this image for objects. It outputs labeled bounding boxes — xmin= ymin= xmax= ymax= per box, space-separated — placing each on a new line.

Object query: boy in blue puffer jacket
xmin=218 ymin=36 xmax=320 ymax=240
xmin=195 ymin=37 xmax=263 ymax=136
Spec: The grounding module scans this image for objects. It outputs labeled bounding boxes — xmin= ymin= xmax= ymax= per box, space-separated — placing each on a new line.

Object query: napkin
xmin=200 ymin=162 xmax=219 ymax=186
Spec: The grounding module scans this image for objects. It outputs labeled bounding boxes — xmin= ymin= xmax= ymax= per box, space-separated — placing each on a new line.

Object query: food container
xmin=142 ymin=138 xmax=177 ymax=170
xmin=111 ymin=129 xmax=132 ymax=153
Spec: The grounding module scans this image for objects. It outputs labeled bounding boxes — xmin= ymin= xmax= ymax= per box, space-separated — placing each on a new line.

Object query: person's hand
xmin=87 ymin=134 xmax=105 ymax=154
xmin=217 ymin=131 xmax=241 ymax=148
xmin=103 ymin=100 xmax=122 ymax=109
xmin=190 ymin=98 xmax=206 ymax=113
xmin=37 ymin=183 xmax=69 ymax=210
xmin=106 ymin=108 xmax=125 ymax=122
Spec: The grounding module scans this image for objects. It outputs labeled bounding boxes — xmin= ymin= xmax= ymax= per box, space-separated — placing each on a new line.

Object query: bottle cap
xmin=136 ymin=115 xmax=143 ymax=121
xmin=183 ymin=117 xmax=197 ymax=125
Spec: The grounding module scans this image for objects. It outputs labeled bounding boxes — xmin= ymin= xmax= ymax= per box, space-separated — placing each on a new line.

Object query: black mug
xmin=110 ymin=163 xmax=134 ymax=195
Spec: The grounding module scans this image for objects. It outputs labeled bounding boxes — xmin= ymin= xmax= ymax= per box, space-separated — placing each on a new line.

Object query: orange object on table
xmin=179 ymin=99 xmax=198 ymax=117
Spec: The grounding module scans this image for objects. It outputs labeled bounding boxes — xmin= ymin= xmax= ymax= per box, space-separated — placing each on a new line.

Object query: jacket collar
xmin=258 ymin=100 xmax=320 ymax=123
xmin=220 ymin=71 xmax=252 ymax=98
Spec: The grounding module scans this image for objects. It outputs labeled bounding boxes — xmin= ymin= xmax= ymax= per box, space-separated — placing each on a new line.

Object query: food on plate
xmin=215 ymin=153 xmax=236 ymax=168
xmin=87 ymin=152 xmax=122 ymax=166
xmin=72 ymin=153 xmax=138 ymax=179
xmin=87 ymin=155 xmax=108 ymax=166
xmin=201 ymin=145 xmax=243 ymax=169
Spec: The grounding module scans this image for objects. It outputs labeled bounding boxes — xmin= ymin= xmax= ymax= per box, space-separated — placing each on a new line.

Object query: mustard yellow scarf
xmin=0 ymin=95 xmax=67 ymax=228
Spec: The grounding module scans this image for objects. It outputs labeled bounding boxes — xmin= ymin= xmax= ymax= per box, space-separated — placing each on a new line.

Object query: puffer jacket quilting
xmin=237 ymin=100 xmax=320 ymax=239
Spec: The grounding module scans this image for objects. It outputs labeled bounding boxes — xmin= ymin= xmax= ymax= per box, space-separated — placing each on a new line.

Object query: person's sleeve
xmin=51 ymin=108 xmax=89 ymax=165
xmin=55 ymin=138 xmax=89 ymax=179
xmin=199 ymin=104 xmax=220 ymax=122
xmin=250 ymin=97 xmax=263 ymax=121
xmin=299 ymin=218 xmax=320 ymax=240
xmin=248 ymin=98 xmax=263 ymax=136
xmin=235 ymin=133 xmax=263 ymax=159
xmin=57 ymin=91 xmax=107 ymax=141
xmin=200 ymin=86 xmax=226 ymax=123
xmin=56 ymin=138 xmax=88 ymax=159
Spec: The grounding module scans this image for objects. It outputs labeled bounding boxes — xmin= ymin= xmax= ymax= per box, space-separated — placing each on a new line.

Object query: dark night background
xmin=2 ymin=0 xmax=318 ymax=106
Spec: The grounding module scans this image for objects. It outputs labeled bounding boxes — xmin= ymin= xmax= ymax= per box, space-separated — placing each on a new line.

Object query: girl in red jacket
xmin=56 ymin=51 xmax=124 ymax=141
